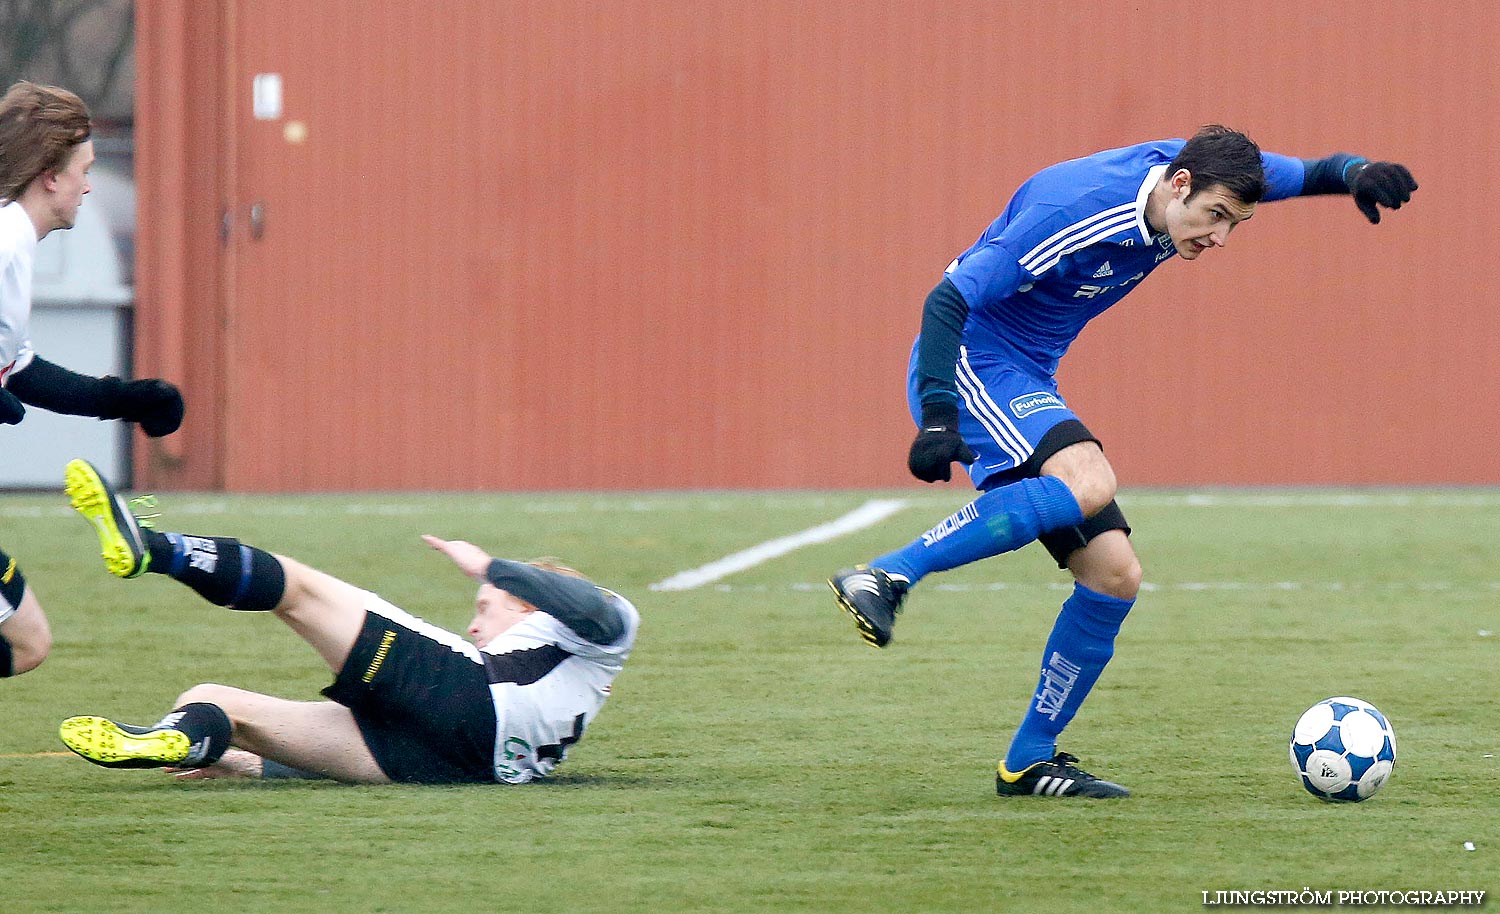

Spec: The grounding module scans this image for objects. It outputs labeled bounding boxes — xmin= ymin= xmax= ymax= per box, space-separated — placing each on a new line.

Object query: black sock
xmin=0 ymin=547 xmax=27 ymax=617
xmin=156 ymin=702 xmax=232 ymax=767
xmin=142 ymin=531 xmax=287 ymax=611
xmin=0 ymin=548 xmax=25 ymax=678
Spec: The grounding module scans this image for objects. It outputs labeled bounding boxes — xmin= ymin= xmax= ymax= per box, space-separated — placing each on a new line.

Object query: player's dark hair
xmin=1168 ymin=125 xmax=1267 ymax=205
xmin=0 ymin=80 xmax=92 ymax=203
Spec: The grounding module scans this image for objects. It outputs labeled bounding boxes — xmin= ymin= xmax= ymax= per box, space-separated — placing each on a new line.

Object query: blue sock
xmin=1003 ymin=583 xmax=1134 ymax=772
xmin=871 ymin=476 xmax=1083 ymax=584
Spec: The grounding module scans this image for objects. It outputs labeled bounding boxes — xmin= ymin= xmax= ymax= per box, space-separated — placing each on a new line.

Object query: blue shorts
xmin=906 ymin=341 xmax=1079 ymax=491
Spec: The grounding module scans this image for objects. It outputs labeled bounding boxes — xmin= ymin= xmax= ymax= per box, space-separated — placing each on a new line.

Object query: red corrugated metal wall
xmin=135 ymin=0 xmax=229 ymax=490
xmin=136 ymin=1 xmax=1500 ymax=491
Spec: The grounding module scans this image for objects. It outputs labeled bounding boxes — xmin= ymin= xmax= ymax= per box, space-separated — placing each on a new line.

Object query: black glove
xmin=1348 ymin=162 xmax=1417 ymax=224
xmin=114 ymin=379 xmax=185 ymax=437
xmin=907 ymin=401 xmax=975 ymax=483
xmin=0 ymin=389 xmax=24 ymax=425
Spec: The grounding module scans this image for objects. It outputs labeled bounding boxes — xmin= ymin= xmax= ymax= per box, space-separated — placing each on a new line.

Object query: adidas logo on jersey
xmin=1091 ymin=261 xmax=1114 ymax=278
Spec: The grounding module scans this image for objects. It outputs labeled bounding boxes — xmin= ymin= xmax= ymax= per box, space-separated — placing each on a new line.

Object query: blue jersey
xmin=943 ymin=140 xmax=1306 ymax=377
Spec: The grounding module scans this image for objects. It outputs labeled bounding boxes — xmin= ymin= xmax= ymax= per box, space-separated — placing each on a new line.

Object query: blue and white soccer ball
xmin=1289 ymin=697 xmax=1397 ymax=802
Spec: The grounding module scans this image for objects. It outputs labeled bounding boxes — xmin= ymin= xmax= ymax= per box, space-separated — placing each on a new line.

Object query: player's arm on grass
xmin=423 ymin=536 xmax=625 ymax=645
xmin=169 ymin=748 xmax=327 ymax=780
xmin=1259 ymin=150 xmax=1417 ymax=222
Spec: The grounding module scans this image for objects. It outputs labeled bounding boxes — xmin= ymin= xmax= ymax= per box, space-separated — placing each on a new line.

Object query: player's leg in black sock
xmin=155 ymin=701 xmax=233 ymax=766
xmin=141 ymin=531 xmax=287 ymax=611
xmin=0 ymin=548 xmax=40 ymax=676
xmin=59 ymin=700 xmax=233 ymax=769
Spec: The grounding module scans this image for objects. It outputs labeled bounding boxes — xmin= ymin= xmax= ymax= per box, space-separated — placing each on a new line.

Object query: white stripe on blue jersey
xmin=1018 ymin=201 xmax=1136 ymax=274
xmin=1022 ymin=211 xmax=1139 ymax=275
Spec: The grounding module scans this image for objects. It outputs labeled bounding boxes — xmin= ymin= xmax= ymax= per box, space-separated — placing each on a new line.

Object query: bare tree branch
xmin=0 ymin=0 xmax=134 ymax=116
xmin=92 ymin=5 xmax=131 ymax=106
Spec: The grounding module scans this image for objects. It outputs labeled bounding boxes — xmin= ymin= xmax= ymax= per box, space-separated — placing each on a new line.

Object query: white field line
xmin=650 ymin=499 xmax=909 ymax=592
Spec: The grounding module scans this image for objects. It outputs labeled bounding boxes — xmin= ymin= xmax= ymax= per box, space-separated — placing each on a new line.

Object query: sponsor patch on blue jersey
xmin=1010 ymin=392 xmax=1065 ymax=419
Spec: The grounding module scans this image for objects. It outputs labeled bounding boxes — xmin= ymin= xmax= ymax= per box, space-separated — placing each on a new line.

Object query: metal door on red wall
xmin=219 ymin=2 xmax=596 ymax=492
xmin=223 ymin=2 xmax=353 ymax=490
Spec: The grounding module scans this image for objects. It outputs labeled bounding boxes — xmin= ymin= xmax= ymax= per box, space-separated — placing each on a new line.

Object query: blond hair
xmin=0 ymin=81 xmax=91 ymax=203
xmin=526 ymin=557 xmax=586 ymax=580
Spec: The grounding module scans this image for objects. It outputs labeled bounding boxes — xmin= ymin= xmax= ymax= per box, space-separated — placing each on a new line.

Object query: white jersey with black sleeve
xmin=479 ymin=577 xmax=640 ymax=784
xmin=0 ymin=200 xmax=38 ymax=384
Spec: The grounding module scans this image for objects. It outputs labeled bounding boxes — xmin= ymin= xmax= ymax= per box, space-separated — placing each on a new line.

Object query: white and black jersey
xmin=479 ymin=590 xmax=639 ymax=783
xmin=0 ymin=200 xmax=38 ymax=384
xmin=339 ymin=560 xmax=639 ymax=785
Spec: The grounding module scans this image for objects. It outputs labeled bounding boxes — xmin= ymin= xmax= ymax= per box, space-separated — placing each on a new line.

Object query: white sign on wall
xmin=252 ymin=73 xmax=283 ymax=120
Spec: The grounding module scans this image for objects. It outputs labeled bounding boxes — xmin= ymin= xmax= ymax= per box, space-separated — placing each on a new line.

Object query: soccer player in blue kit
xmin=830 ymin=126 xmax=1417 ymax=798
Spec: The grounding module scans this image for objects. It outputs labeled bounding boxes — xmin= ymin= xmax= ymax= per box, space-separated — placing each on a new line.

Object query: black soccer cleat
xmin=996 ymin=751 xmax=1130 ymax=798
xmin=828 ymin=565 xmax=910 ymax=648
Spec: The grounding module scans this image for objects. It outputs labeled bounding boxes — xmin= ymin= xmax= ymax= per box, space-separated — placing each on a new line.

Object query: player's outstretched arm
xmin=422 ymin=534 xmax=493 ymax=579
xmin=426 ymin=535 xmax=625 ymax=645
xmin=1287 ymin=153 xmax=1418 ymax=224
xmin=5 ymin=356 xmax=184 ymax=436
xmin=485 ymin=557 xmax=625 ymax=645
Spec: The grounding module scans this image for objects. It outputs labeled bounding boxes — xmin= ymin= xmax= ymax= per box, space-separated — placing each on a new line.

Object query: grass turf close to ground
xmin=1 ymin=489 xmax=1495 ymax=913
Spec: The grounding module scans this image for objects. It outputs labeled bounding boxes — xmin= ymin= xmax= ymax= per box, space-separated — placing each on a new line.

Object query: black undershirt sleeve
xmin=5 ymin=357 xmax=124 ymax=417
xmin=913 ymin=276 xmax=970 ymax=413
xmin=1299 ymin=154 xmax=1364 ymax=196
xmin=261 ymin=758 xmax=326 ymax=779
xmin=484 ymin=559 xmax=625 ymax=646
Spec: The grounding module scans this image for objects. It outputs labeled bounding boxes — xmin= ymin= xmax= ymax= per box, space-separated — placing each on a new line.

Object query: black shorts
xmin=978 ymin=418 xmax=1132 ymax=568
xmin=322 ymin=596 xmax=497 ymax=784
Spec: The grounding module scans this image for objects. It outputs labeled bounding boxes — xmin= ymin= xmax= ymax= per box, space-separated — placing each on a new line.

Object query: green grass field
xmin=2 ymin=488 xmax=1495 ymax=913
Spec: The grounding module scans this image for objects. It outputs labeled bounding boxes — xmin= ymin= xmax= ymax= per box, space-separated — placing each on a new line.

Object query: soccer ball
xmin=1289 ymin=696 xmax=1396 ymax=802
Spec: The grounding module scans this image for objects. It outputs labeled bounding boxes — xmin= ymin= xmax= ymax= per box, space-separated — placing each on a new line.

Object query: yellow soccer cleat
xmin=63 ymin=458 xmax=153 ymax=578
xmin=59 ymin=715 xmax=190 ymax=769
